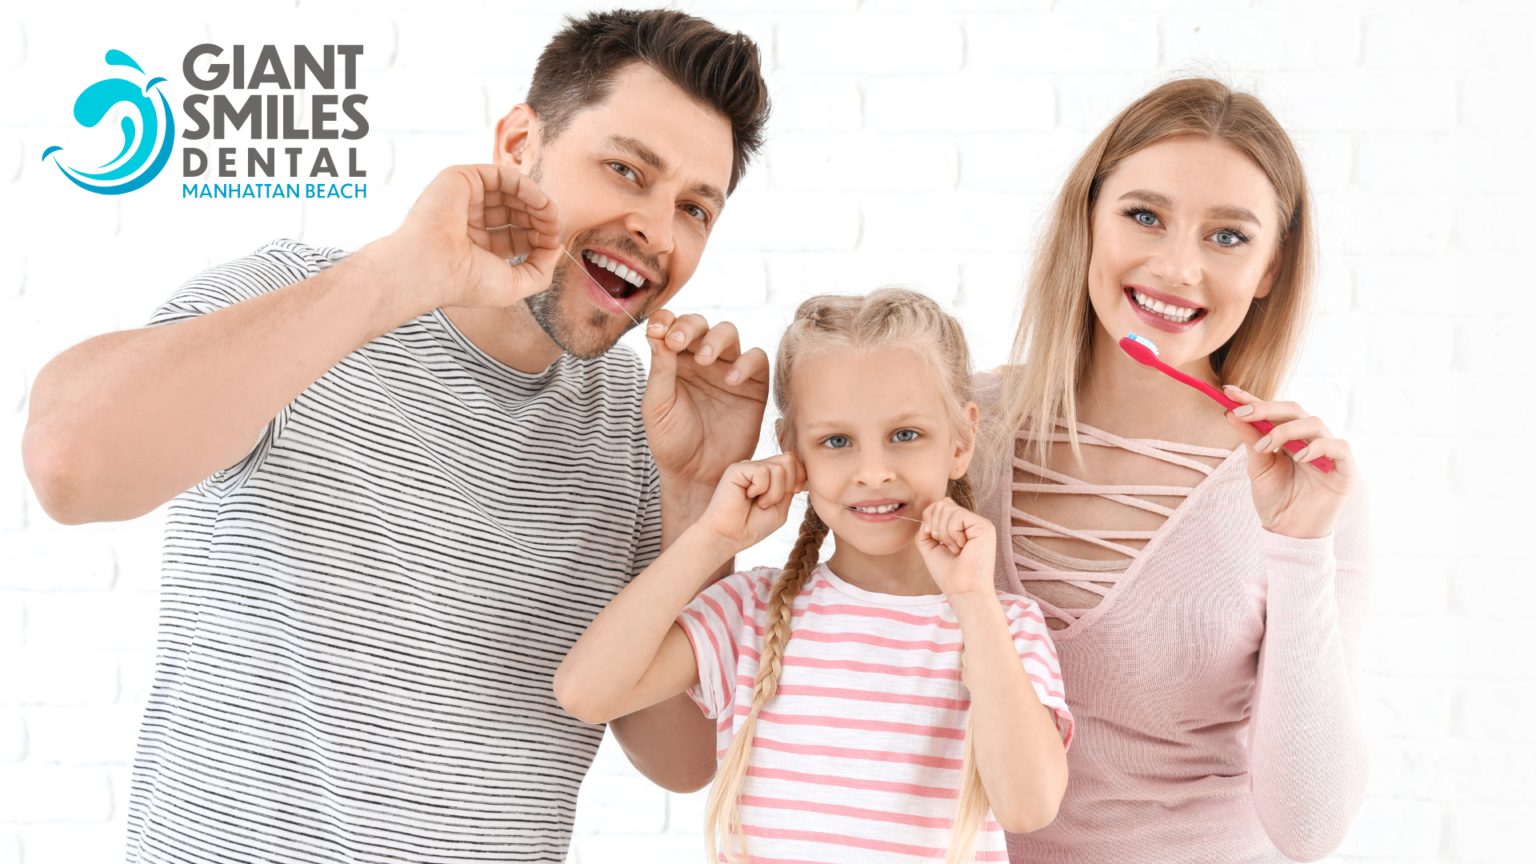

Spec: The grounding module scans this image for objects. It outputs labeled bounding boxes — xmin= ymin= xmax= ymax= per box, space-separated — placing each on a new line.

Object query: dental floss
xmin=844 ymin=505 xmax=925 ymax=525
xmin=483 ymin=222 xmax=643 ymax=328
xmin=562 ymin=248 xmax=643 ymax=327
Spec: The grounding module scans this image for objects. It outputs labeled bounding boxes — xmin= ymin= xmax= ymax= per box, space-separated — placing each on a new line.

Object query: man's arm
xmin=23 ymin=166 xmax=561 ymax=524
xmin=605 ymin=312 xmax=772 ymax=792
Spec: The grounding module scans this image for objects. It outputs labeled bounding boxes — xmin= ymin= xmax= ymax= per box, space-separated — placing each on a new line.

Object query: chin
xmin=524 ymin=278 xmax=633 ymax=360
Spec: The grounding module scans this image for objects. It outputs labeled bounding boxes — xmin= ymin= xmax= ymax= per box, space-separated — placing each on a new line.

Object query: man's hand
xmin=374 ymin=164 xmax=565 ymax=313
xmin=641 ymin=312 xmax=770 ymax=495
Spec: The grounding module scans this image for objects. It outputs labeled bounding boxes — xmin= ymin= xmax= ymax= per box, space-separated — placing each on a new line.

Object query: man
xmin=22 ymin=10 xmax=768 ymax=863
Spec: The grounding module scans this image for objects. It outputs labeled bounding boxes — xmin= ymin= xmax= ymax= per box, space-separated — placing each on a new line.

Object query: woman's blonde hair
xmin=986 ymin=77 xmax=1317 ymax=472
xmin=705 ymin=287 xmax=989 ymax=864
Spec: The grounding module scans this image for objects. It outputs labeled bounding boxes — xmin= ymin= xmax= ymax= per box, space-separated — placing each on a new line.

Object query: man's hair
xmin=526 ymin=9 xmax=770 ymax=194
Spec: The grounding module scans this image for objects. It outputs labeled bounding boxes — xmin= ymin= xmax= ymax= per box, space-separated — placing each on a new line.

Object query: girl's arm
xmin=919 ymin=499 xmax=1070 ymax=835
xmin=554 ymin=455 xmax=804 ymax=725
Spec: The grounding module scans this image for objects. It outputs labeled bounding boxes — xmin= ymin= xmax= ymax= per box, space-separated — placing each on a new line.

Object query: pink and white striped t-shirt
xmin=678 ymin=563 xmax=1073 ymax=864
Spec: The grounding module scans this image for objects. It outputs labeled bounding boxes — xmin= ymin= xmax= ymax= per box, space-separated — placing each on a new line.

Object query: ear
xmin=949 ymin=402 xmax=980 ymax=480
xmin=492 ymin=104 xmax=539 ymax=171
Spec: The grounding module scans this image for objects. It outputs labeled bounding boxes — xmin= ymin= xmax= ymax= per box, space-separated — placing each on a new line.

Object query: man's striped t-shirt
xmin=678 ymin=564 xmax=1073 ymax=863
xmin=125 ymin=240 xmax=662 ymax=863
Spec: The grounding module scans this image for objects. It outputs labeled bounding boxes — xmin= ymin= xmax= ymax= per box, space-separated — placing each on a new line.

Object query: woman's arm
xmin=919 ymin=499 xmax=1069 ymax=834
xmin=1248 ymin=490 xmax=1373 ymax=861
xmin=555 ymin=455 xmax=803 ymax=725
xmin=1221 ymin=389 xmax=1371 ymax=860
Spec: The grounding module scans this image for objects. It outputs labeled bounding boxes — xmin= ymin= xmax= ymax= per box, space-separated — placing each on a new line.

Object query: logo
xmin=42 ymin=49 xmax=175 ymax=195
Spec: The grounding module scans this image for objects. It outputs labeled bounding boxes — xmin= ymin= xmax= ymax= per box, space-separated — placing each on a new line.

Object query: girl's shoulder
xmin=698 ymin=566 xmax=785 ymax=617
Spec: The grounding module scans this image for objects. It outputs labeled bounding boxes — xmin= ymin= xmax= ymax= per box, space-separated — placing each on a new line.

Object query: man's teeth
xmin=583 ymin=250 xmax=647 ymax=288
xmin=1132 ymin=289 xmax=1199 ymax=323
xmin=852 ymin=503 xmax=902 ymax=514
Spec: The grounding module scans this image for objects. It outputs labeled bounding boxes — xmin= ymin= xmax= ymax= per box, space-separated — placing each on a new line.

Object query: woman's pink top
xmin=981 ymin=416 xmax=1372 ymax=864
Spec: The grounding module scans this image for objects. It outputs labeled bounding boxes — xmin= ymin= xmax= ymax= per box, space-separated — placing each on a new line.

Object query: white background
xmin=1 ymin=1 xmax=1532 ymax=862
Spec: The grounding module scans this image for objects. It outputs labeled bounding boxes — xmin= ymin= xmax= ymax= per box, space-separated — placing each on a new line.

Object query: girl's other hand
xmin=695 ymin=453 xmax=805 ymax=554
xmin=1222 ymin=386 xmax=1356 ymax=539
xmin=916 ymin=497 xmax=997 ymax=600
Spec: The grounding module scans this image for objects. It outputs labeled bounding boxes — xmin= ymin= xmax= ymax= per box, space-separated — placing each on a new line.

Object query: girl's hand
xmin=694 ymin=453 xmax=805 ymax=554
xmin=1223 ymin=386 xmax=1356 ymax=539
xmin=916 ymin=497 xmax=997 ymax=600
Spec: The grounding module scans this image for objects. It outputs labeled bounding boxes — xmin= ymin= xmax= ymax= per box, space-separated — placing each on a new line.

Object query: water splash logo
xmin=42 ymin=50 xmax=175 ymax=195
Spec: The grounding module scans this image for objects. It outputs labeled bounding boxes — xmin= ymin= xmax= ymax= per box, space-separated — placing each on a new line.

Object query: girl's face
xmin=1087 ymin=135 xmax=1284 ymax=371
xmin=787 ymin=348 xmax=975 ymax=559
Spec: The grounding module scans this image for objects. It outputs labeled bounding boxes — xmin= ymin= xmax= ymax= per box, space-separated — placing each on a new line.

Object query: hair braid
xmin=705 ymin=504 xmax=829 ymax=863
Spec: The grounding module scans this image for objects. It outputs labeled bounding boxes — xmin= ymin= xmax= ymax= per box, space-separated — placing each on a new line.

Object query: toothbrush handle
xmin=1177 ymin=375 xmax=1336 ymax=474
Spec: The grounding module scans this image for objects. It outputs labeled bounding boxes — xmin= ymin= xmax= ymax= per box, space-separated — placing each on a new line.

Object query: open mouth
xmin=1126 ymin=287 xmax=1205 ymax=324
xmin=580 ymin=249 xmax=649 ymax=302
xmin=845 ymin=500 xmax=910 ymax=522
xmin=850 ymin=503 xmax=904 ymax=514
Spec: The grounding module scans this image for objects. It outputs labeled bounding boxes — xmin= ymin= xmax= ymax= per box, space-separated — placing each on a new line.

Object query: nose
xmin=1148 ymin=230 xmax=1203 ymax=288
xmin=624 ymin=192 xmax=675 ymax=258
xmin=852 ymin=445 xmax=897 ymax=489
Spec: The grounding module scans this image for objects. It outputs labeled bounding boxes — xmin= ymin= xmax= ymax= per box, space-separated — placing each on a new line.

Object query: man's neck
xmin=443 ymin=302 xmax=563 ymax=374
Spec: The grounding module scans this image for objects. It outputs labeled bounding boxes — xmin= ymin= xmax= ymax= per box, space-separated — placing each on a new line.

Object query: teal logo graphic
xmin=42 ymin=50 xmax=174 ymax=195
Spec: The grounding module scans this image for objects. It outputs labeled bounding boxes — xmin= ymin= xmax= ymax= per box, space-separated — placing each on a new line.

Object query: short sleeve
xmin=628 ymin=457 xmax=663 ymax=580
xmin=147 ymin=239 xmax=350 ymax=498
xmin=676 ymin=569 xmax=770 ymax=721
xmin=1001 ymin=593 xmax=1075 ymax=748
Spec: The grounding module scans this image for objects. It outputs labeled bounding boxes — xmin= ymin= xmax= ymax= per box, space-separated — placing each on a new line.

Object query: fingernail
xmin=1254 ymin=435 xmax=1272 ymax=452
xmin=697 ymin=346 xmax=714 ymax=359
xmin=1292 ymin=446 xmax=1308 ymax=461
xmin=726 ymin=370 xmax=741 ymax=384
xmin=1223 ymin=384 xmax=1241 ymax=391
xmin=669 ymin=332 xmax=686 ymax=345
xmin=648 ymin=323 xmax=665 ymax=335
xmin=1233 ymin=405 xmax=1254 ymax=417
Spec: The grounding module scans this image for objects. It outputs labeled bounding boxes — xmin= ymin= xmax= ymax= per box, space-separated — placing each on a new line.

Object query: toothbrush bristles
xmin=1126 ymin=332 xmax=1159 ymax=355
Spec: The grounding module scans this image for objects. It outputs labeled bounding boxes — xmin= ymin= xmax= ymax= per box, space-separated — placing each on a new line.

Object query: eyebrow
xmin=802 ymin=412 xmax=936 ymax=432
xmin=605 ymin=135 xmax=726 ymax=215
xmin=1118 ymin=189 xmax=1262 ymax=227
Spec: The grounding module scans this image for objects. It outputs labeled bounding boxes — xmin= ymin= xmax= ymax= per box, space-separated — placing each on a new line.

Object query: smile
xmin=849 ymin=503 xmax=903 ymax=514
xmin=581 ymin=249 xmax=648 ymax=299
xmin=1126 ymin=287 xmax=1204 ymax=324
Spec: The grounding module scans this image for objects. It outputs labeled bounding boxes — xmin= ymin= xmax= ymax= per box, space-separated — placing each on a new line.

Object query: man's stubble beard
xmin=520 ymin=156 xmax=637 ymax=361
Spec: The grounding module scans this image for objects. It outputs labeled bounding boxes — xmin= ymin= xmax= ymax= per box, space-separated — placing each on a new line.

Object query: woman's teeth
xmin=851 ymin=503 xmax=902 ymax=514
xmin=583 ymin=250 xmax=647 ymax=288
xmin=1132 ymin=289 xmax=1199 ymax=323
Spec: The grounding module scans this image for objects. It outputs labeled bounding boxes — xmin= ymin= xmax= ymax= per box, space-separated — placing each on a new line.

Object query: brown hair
xmin=984 ymin=77 xmax=1316 ymax=474
xmin=706 ymin=288 xmax=989 ymax=864
xmin=526 ymin=9 xmax=770 ymax=194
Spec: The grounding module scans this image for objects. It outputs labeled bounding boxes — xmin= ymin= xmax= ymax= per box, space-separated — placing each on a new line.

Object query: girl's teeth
xmin=1133 ymin=290 xmax=1197 ymax=322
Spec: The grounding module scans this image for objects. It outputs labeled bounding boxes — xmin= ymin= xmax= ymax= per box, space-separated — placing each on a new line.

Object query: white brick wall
xmin=2 ymin=1 xmax=1531 ymax=862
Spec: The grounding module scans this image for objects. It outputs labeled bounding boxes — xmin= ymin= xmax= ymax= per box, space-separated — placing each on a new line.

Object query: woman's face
xmin=1087 ymin=135 xmax=1284 ymax=370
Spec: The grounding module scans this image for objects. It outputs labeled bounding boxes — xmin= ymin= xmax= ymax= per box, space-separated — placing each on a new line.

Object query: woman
xmin=978 ymin=78 xmax=1370 ymax=863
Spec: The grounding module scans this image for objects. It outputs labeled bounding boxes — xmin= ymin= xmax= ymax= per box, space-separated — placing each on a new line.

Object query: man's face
xmin=498 ymin=63 xmax=735 ymax=359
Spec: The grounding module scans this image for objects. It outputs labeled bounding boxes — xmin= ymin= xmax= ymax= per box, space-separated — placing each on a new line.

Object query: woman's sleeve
xmin=1248 ymin=485 xmax=1373 ymax=862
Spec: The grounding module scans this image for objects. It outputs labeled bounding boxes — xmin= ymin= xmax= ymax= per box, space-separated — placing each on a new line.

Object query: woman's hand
xmin=916 ymin=497 xmax=998 ymax=599
xmin=693 ymin=453 xmax=805 ymax=555
xmin=1222 ymin=386 xmax=1356 ymax=539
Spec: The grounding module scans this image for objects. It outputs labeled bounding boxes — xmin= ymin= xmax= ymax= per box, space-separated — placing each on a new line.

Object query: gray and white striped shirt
xmin=126 ymin=239 xmax=662 ymax=863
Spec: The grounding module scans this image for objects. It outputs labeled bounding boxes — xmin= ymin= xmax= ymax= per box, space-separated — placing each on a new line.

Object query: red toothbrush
xmin=1119 ymin=333 xmax=1334 ymax=473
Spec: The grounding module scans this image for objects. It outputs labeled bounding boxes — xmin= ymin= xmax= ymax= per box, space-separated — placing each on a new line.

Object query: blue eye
xmin=824 ymin=435 xmax=851 ymax=449
xmin=1213 ymin=229 xmax=1247 ymax=247
xmin=892 ymin=429 xmax=919 ymax=443
xmin=1126 ymin=208 xmax=1159 ymax=227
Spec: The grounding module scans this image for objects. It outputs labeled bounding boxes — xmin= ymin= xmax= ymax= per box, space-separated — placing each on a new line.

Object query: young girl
xmin=978 ymin=79 xmax=1369 ymax=863
xmin=556 ymin=289 xmax=1073 ymax=864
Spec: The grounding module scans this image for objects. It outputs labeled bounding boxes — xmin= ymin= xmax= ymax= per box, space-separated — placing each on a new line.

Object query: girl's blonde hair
xmin=706 ymin=287 xmax=990 ymax=864
xmin=985 ymin=77 xmax=1317 ymax=473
